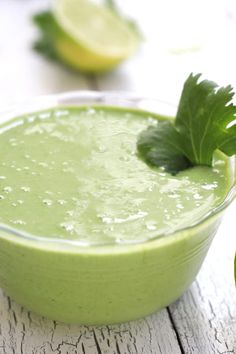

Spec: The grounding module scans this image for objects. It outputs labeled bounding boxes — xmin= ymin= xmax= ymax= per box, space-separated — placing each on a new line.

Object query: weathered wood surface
xmin=0 ymin=1 xmax=236 ymax=353
xmin=169 ymin=203 xmax=236 ymax=354
xmin=0 ymin=294 xmax=182 ymax=354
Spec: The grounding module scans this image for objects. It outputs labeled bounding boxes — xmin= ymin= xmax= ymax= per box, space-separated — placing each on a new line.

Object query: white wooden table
xmin=0 ymin=1 xmax=235 ymax=353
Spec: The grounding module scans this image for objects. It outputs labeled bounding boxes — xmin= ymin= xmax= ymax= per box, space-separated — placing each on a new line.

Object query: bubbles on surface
xmin=101 ymin=216 xmax=112 ymax=224
xmin=21 ymin=186 xmax=30 ymax=192
xmin=119 ymin=156 xmax=129 ymax=162
xmin=193 ymin=193 xmax=203 ymax=200
xmin=145 ymin=221 xmax=157 ymax=231
xmin=13 ymin=219 xmax=26 ymax=225
xmin=66 ymin=210 xmax=74 ymax=217
xmin=43 ymin=199 xmax=53 ymax=206
xmin=0 ymin=106 xmax=228 ymax=244
xmin=58 ymin=199 xmax=66 ymax=205
xmin=201 ymin=182 xmax=217 ymax=190
xmin=39 ymin=112 xmax=51 ymax=120
xmin=97 ymin=145 xmax=107 ymax=153
xmin=54 ymin=109 xmax=69 ymax=118
xmin=176 ymin=203 xmax=184 ymax=209
xmin=9 ymin=138 xmax=17 ymax=146
xmin=3 ymin=186 xmax=12 ymax=193
xmin=39 ymin=162 xmax=48 ymax=168
xmin=60 ymin=222 xmax=74 ymax=232
xmin=168 ymin=192 xmax=180 ymax=199
xmin=147 ymin=117 xmax=158 ymax=125
xmin=86 ymin=108 xmax=96 ymax=115
xmin=99 ymin=211 xmax=148 ymax=225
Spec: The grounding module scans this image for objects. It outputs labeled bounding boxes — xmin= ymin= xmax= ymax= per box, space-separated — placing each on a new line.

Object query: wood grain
xmin=169 ymin=204 xmax=236 ymax=354
xmin=0 ymin=291 xmax=182 ymax=354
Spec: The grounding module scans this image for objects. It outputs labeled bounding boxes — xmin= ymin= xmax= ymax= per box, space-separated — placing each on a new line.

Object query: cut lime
xmin=53 ymin=0 xmax=140 ymax=72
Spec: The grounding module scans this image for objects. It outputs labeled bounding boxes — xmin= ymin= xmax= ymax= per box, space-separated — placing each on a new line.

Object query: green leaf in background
xmin=32 ymin=11 xmax=61 ymax=62
xmin=137 ymin=73 xmax=236 ymax=174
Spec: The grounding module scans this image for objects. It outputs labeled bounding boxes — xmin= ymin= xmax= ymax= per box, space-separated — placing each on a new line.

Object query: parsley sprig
xmin=137 ymin=73 xmax=236 ymax=175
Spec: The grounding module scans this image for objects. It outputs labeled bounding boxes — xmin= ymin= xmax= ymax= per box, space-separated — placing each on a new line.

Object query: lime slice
xmin=53 ymin=0 xmax=140 ymax=72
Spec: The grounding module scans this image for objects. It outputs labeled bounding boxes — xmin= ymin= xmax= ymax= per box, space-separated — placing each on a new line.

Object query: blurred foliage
xmin=32 ymin=11 xmax=61 ymax=62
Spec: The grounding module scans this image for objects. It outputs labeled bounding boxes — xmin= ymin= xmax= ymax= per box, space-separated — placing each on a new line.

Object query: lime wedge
xmin=53 ymin=0 xmax=140 ymax=72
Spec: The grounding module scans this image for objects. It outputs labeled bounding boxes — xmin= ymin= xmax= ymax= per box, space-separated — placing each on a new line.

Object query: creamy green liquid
xmin=0 ymin=106 xmax=231 ymax=244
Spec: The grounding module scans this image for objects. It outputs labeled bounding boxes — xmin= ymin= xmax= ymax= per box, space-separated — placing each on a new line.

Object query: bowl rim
xmin=0 ymin=90 xmax=236 ymax=250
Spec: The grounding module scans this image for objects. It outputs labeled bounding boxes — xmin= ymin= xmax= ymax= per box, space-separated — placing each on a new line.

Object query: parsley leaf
xmin=175 ymin=73 xmax=236 ymax=165
xmin=137 ymin=121 xmax=192 ymax=175
xmin=137 ymin=73 xmax=236 ymax=174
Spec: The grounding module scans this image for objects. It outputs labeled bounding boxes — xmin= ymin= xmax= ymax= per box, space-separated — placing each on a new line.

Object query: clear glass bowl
xmin=0 ymin=91 xmax=235 ymax=324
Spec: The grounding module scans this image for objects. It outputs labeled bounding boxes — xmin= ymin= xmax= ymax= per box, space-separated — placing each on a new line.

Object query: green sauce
xmin=0 ymin=106 xmax=232 ymax=244
xmin=0 ymin=104 xmax=234 ymax=325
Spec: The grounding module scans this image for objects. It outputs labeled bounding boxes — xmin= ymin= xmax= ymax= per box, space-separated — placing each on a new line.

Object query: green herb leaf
xmin=137 ymin=121 xmax=192 ymax=175
xmin=175 ymin=73 xmax=236 ymax=166
xmin=137 ymin=73 xmax=236 ymax=174
xmin=32 ymin=11 xmax=61 ymax=62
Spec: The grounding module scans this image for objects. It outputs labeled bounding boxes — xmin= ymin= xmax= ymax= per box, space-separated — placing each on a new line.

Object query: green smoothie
xmin=0 ymin=105 xmax=233 ymax=324
xmin=0 ymin=106 xmax=232 ymax=244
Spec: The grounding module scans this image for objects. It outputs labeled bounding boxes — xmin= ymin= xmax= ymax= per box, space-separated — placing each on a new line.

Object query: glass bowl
xmin=0 ymin=91 xmax=235 ymax=324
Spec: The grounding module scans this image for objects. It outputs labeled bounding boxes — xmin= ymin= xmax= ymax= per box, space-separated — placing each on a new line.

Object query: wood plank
xmin=0 ymin=291 xmax=182 ymax=354
xmin=168 ymin=202 xmax=236 ymax=353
